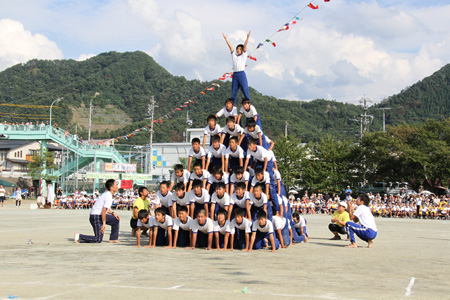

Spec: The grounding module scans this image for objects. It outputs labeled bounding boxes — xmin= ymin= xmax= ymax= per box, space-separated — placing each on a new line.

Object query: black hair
xmin=160 ymin=181 xmax=170 ymax=188
xmin=235 ymin=182 xmax=246 ymax=190
xmin=212 ymin=165 xmax=223 ymax=176
xmin=292 ymin=212 xmax=300 ymax=220
xmin=225 ymin=98 xmax=234 ymax=105
xmin=234 ymin=166 xmax=244 ymax=174
xmin=105 ymin=179 xmax=116 ymax=191
xmin=358 ymin=193 xmax=371 ymax=206
xmin=155 ymin=207 xmax=166 ymax=215
xmin=192 ymin=138 xmax=201 ymax=144
xmin=246 ymin=118 xmax=256 ymax=128
xmin=253 ymin=183 xmax=263 ymax=190
xmin=241 ymin=98 xmax=251 ymax=105
xmin=236 ymin=44 xmax=244 ymax=51
xmin=248 ymin=138 xmax=258 ymax=145
xmin=234 ymin=208 xmax=245 ymax=217
xmin=229 ymin=136 xmax=238 ymax=143
xmin=226 ymin=116 xmax=236 ymax=123
xmin=178 ymin=205 xmax=188 ymax=213
xmin=215 ymin=182 xmax=226 ymax=190
xmin=174 ymin=164 xmax=184 ymax=171
xmin=211 ymin=135 xmax=220 ymax=143
xmin=254 ymin=167 xmax=264 ymax=175
xmin=138 ymin=209 xmax=149 ymax=220
xmin=175 ymin=182 xmax=186 ymax=191
xmin=193 ymin=161 xmax=202 ymax=169
xmin=138 ymin=186 xmax=148 ymax=197
xmin=197 ymin=209 xmax=206 ymax=217
xmin=217 ymin=208 xmax=227 ymax=217
xmin=192 ymin=179 xmax=203 ymax=189
xmin=207 ymin=114 xmax=217 ymax=122
xmin=256 ymin=210 xmax=267 ymax=219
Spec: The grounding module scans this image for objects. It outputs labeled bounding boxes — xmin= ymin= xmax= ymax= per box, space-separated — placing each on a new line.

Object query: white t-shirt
xmin=252 ymin=219 xmax=274 ymax=234
xmin=189 ymin=189 xmax=210 ymax=204
xmin=188 ymin=147 xmax=206 ymax=160
xmin=190 ymin=218 xmax=214 ymax=234
xmin=224 ymin=145 xmax=245 ymax=159
xmin=251 ymin=171 xmax=270 ymax=187
xmin=230 ymin=218 xmax=252 ymax=234
xmin=216 ymin=106 xmax=238 ymax=118
xmin=222 ymin=124 xmax=244 ymax=137
xmin=230 ymin=172 xmax=250 ymax=184
xmin=239 ymin=105 xmax=258 ymax=118
xmin=173 ymin=217 xmax=192 ymax=231
xmin=272 ymin=216 xmax=288 ymax=230
xmin=250 ymin=193 xmax=267 ymax=208
xmin=204 ymin=124 xmax=222 ymax=136
xmin=273 ymin=169 xmax=282 ymax=182
xmin=231 ymin=51 xmax=247 ymax=72
xmin=213 ymin=220 xmax=231 ymax=235
xmin=90 ymin=191 xmax=113 ymax=215
xmin=155 ymin=191 xmax=173 ymax=208
xmin=171 ymin=170 xmax=190 ymax=184
xmin=154 ymin=215 xmax=174 ymax=230
xmin=231 ymin=191 xmax=250 ymax=208
xmin=207 ymin=144 xmax=226 ymax=158
xmin=137 ymin=216 xmax=156 ymax=229
xmin=171 ymin=192 xmax=191 ymax=207
xmin=211 ymin=192 xmax=231 ymax=208
xmin=0 ymin=188 xmax=5 ymax=197
xmin=246 ymin=145 xmax=269 ymax=162
xmin=244 ymin=125 xmax=263 ymax=139
xmin=353 ymin=205 xmax=377 ymax=232
xmin=294 ymin=216 xmax=307 ymax=228
xmin=190 ymin=170 xmax=210 ymax=182
xmin=207 ymin=173 xmax=230 ymax=185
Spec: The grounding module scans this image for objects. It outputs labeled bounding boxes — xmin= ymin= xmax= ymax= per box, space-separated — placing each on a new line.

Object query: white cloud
xmin=77 ymin=53 xmax=96 ymax=61
xmin=0 ymin=19 xmax=63 ymax=70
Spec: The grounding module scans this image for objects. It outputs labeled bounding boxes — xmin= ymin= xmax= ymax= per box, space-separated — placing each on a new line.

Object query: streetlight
xmin=88 ymin=92 xmax=100 ymax=142
xmin=49 ymin=97 xmax=64 ymax=127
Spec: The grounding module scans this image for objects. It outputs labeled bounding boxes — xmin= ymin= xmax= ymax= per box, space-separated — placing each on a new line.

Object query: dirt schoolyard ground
xmin=0 ymin=199 xmax=449 ymax=300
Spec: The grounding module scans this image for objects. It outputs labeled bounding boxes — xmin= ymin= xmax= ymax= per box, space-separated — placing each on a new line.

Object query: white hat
xmin=339 ymin=201 xmax=348 ymax=209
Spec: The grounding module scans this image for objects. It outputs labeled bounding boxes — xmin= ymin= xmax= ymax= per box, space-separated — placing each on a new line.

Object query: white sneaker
xmin=74 ymin=233 xmax=80 ymax=243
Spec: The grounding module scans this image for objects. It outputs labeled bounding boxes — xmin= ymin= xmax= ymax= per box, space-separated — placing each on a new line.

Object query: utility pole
xmin=145 ymin=97 xmax=157 ymax=175
xmin=285 ymin=121 xmax=288 ymax=138
xmin=88 ymin=92 xmax=99 ymax=142
xmin=377 ymin=107 xmax=391 ymax=132
xmin=359 ymin=97 xmax=373 ymax=139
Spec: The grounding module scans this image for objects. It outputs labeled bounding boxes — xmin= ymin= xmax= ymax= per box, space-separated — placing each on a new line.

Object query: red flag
xmin=200 ymin=91 xmax=206 ymax=94
xmin=248 ymin=55 xmax=257 ymax=61
xmin=159 ymin=119 xmax=163 ymax=124
xmin=182 ymin=104 xmax=188 ymax=107
xmin=206 ymin=87 xmax=214 ymax=91
xmin=219 ymin=77 xmax=226 ymax=80
xmin=271 ymin=42 xmax=276 ymax=47
xmin=153 ymin=120 xmax=158 ymax=123
xmin=175 ymin=108 xmax=182 ymax=111
xmin=189 ymin=100 xmax=195 ymax=103
xmin=308 ymin=3 xmax=319 ymax=9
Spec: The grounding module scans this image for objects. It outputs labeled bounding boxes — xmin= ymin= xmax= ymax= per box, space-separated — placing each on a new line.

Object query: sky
xmin=0 ymin=0 xmax=449 ymax=104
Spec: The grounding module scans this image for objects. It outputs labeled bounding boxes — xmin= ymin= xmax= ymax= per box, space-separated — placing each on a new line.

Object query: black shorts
xmin=130 ymin=217 xmax=138 ymax=229
xmin=0 ymin=196 xmax=5 ymax=202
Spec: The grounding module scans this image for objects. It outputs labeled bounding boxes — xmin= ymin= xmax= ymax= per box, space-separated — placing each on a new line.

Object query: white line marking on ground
xmin=168 ymin=285 xmax=183 ymax=290
xmin=405 ymin=277 xmax=416 ymax=296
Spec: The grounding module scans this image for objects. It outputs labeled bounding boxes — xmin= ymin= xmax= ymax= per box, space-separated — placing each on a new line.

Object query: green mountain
xmin=0 ymin=51 xmax=448 ymax=144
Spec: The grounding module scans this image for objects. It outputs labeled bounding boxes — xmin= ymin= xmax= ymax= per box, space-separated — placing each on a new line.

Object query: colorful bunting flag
xmin=257 ymin=43 xmax=264 ymax=49
xmin=206 ymin=87 xmax=214 ymax=91
xmin=175 ymin=108 xmax=182 ymax=111
xmin=308 ymin=3 xmax=319 ymax=9
xmin=248 ymin=55 xmax=257 ymax=61
xmin=200 ymin=91 xmax=206 ymax=94
xmin=212 ymin=83 xmax=220 ymax=87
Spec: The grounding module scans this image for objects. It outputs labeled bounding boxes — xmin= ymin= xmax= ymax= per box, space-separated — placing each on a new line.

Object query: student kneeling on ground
xmin=249 ymin=210 xmax=279 ymax=252
xmin=187 ymin=209 xmax=214 ymax=250
xmin=329 ymin=201 xmax=350 ymax=240
xmin=346 ymin=193 xmax=378 ymax=248
xmin=74 ymin=179 xmax=120 ymax=244
xmin=135 ymin=209 xmax=155 ymax=247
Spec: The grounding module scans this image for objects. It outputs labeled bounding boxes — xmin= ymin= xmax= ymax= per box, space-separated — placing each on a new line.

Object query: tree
xmin=273 ymin=136 xmax=308 ymax=190
xmin=27 ymin=146 xmax=58 ymax=182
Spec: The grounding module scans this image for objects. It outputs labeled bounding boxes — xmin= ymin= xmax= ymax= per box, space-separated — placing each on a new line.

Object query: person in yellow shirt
xmin=328 ymin=201 xmax=350 ymax=240
xmin=131 ymin=187 xmax=150 ymax=237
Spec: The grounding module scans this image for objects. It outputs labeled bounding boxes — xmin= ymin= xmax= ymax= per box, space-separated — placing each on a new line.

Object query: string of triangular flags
xmin=109 ymin=0 xmax=330 ymax=143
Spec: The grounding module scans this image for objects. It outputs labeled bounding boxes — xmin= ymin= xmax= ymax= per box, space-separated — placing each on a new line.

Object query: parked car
xmin=387 ymin=182 xmax=417 ymax=196
xmin=359 ymin=182 xmax=389 ymax=196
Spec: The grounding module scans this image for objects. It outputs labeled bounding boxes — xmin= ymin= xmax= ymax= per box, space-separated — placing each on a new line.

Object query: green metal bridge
xmin=1 ymin=123 xmax=127 ymax=194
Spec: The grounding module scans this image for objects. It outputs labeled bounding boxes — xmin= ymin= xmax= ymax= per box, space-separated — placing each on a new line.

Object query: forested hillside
xmin=0 ymin=51 xmax=448 ymax=144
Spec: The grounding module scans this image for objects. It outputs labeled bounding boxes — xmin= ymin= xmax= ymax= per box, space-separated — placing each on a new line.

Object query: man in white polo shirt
xmin=75 ymin=179 xmax=120 ymax=243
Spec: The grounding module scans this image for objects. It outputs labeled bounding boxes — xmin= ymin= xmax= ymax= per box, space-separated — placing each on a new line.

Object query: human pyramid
xmin=75 ymin=31 xmax=377 ymax=250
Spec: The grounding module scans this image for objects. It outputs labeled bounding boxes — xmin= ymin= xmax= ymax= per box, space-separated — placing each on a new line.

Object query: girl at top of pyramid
xmin=223 ymin=30 xmax=251 ymax=106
